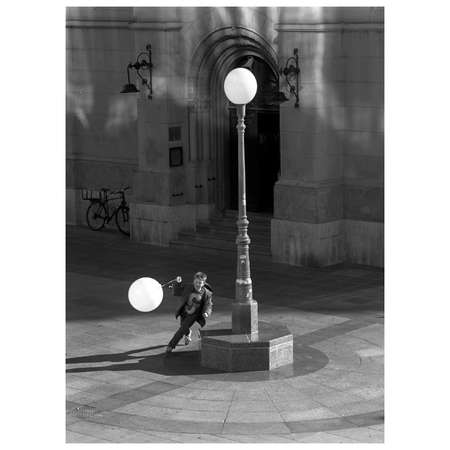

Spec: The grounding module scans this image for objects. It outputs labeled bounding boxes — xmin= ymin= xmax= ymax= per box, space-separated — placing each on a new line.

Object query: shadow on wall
xmin=272 ymin=7 xmax=384 ymax=266
xmin=66 ymin=6 xmax=138 ymax=192
xmin=275 ymin=6 xmax=384 ymax=199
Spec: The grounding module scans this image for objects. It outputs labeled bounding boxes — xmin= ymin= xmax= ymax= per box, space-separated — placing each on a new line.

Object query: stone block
xmin=200 ymin=321 xmax=293 ymax=372
xmin=66 ymin=188 xmax=85 ymax=225
xmin=281 ymin=106 xmax=346 ymax=134
xmin=339 ymin=130 xmax=384 ymax=157
xmin=344 ymin=154 xmax=384 ymax=182
xmin=344 ymin=82 xmax=384 ymax=108
xmin=66 ymin=6 xmax=133 ymax=21
xmin=281 ymin=130 xmax=341 ymax=156
xmin=297 ymin=82 xmax=346 ymax=109
xmin=344 ymin=57 xmax=384 ymax=83
xmin=138 ymin=124 xmax=169 ymax=171
xmin=66 ymin=158 xmax=136 ymax=190
xmin=279 ymin=32 xmax=343 ymax=60
xmin=274 ymin=181 xmax=343 ymax=223
xmin=342 ymin=106 xmax=384 ymax=132
xmin=342 ymin=30 xmax=384 ymax=58
xmin=344 ymin=185 xmax=384 ymax=222
xmin=133 ymin=170 xmax=170 ymax=204
xmin=281 ymin=131 xmax=343 ymax=182
xmin=131 ymin=202 xmax=196 ymax=246
xmin=300 ymin=56 xmax=345 ymax=83
xmin=232 ymin=301 xmax=258 ymax=335
xmin=271 ymin=218 xmax=345 ymax=267
xmin=345 ymin=219 xmax=384 ymax=267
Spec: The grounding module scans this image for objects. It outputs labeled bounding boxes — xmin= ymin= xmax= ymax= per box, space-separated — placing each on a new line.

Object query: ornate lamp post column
xmin=199 ymin=66 xmax=293 ymax=372
xmin=224 ymin=68 xmax=259 ymax=336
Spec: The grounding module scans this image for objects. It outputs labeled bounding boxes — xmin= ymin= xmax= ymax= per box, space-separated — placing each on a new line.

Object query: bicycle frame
xmin=91 ymin=192 xmax=128 ymax=224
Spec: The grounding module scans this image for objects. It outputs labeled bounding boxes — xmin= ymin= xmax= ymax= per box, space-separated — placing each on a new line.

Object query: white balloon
xmin=224 ymin=68 xmax=257 ymax=105
xmin=128 ymin=277 xmax=163 ymax=312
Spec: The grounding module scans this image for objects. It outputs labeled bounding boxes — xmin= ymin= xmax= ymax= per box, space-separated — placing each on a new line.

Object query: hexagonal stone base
xmin=200 ymin=321 xmax=293 ymax=372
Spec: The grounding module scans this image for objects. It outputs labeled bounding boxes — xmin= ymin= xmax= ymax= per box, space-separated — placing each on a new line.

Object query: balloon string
xmin=161 ymin=277 xmax=181 ymax=288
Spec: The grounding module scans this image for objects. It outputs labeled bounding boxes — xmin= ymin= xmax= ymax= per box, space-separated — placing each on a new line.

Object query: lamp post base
xmin=232 ymin=301 xmax=258 ymax=335
xmin=200 ymin=321 xmax=293 ymax=372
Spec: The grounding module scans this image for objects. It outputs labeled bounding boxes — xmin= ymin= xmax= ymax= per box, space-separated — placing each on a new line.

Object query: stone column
xmin=232 ymin=104 xmax=258 ymax=335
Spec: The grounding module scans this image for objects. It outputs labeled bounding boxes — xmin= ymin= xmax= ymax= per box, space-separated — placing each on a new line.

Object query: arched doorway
xmin=225 ymin=57 xmax=280 ymax=214
xmin=188 ymin=27 xmax=280 ymax=217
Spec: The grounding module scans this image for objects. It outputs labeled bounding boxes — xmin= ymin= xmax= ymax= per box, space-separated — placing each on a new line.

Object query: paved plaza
xmin=66 ymin=225 xmax=384 ymax=443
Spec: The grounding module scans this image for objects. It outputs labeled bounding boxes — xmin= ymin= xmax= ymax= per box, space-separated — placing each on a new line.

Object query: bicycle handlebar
xmin=108 ymin=186 xmax=130 ymax=195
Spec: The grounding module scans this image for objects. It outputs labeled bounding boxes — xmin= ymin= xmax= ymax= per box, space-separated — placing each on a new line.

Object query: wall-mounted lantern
xmin=120 ymin=44 xmax=153 ymax=99
xmin=279 ymin=48 xmax=301 ymax=107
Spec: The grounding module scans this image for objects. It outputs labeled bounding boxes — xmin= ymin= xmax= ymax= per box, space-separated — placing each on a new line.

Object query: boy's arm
xmin=202 ymin=292 xmax=213 ymax=317
xmin=175 ymin=286 xmax=190 ymax=318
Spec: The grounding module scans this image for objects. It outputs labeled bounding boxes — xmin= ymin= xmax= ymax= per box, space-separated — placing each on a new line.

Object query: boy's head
xmin=193 ymin=272 xmax=207 ymax=291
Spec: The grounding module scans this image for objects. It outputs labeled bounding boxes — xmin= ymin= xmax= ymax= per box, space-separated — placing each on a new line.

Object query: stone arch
xmin=186 ymin=26 xmax=280 ymax=211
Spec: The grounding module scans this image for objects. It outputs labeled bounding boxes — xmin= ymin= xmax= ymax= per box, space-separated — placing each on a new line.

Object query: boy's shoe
xmin=165 ymin=345 xmax=173 ymax=353
xmin=184 ymin=335 xmax=192 ymax=345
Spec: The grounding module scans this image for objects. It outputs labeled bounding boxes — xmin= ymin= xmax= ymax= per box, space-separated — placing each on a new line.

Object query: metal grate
xmin=71 ymin=405 xmax=97 ymax=418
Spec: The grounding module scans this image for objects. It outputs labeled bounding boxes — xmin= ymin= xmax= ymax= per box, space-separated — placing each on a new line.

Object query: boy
xmin=166 ymin=272 xmax=213 ymax=353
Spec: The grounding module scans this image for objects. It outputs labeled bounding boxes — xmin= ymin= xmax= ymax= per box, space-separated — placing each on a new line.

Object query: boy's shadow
xmin=66 ymin=344 xmax=222 ymax=376
xmin=66 ymin=340 xmax=329 ymax=379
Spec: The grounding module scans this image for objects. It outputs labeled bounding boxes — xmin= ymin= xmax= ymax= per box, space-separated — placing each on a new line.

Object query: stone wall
xmin=66 ymin=6 xmax=383 ymax=266
xmin=272 ymin=7 xmax=384 ymax=267
xmin=66 ymin=7 xmax=138 ymax=224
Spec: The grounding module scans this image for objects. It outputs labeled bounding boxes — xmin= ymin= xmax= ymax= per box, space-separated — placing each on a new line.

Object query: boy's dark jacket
xmin=175 ymin=283 xmax=213 ymax=328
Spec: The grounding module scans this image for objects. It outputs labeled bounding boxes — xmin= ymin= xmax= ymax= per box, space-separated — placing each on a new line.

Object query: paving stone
xmin=66 ymin=430 xmax=111 ymax=443
xmin=116 ymin=400 xmax=229 ymax=423
xmin=146 ymin=431 xmax=236 ymax=443
xmin=270 ymin=398 xmax=324 ymax=412
xmin=144 ymin=394 xmax=231 ymax=411
xmin=228 ymin=400 xmax=278 ymax=412
xmin=280 ymin=407 xmax=337 ymax=421
xmin=87 ymin=410 xmax=224 ymax=434
xmin=222 ymin=421 xmax=292 ymax=435
xmin=327 ymin=426 xmax=384 ymax=442
xmin=290 ymin=431 xmax=359 ymax=443
xmin=66 ymin=225 xmax=384 ymax=443
xmin=313 ymin=390 xmax=366 ymax=408
xmin=285 ymin=416 xmax=354 ymax=433
xmin=226 ymin=410 xmax=284 ymax=423
xmin=233 ymin=389 xmax=270 ymax=401
xmin=223 ymin=433 xmax=297 ymax=443
xmin=67 ymin=420 xmax=170 ymax=443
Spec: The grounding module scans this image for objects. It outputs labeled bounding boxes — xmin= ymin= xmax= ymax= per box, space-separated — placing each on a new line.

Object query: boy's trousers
xmin=168 ymin=314 xmax=197 ymax=348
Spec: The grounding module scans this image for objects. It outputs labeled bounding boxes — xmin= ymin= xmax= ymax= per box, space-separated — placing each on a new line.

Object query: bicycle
xmin=82 ymin=187 xmax=131 ymax=236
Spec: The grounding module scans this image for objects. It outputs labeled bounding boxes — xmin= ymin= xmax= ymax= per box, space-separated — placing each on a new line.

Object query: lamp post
xmin=224 ymin=67 xmax=259 ymax=336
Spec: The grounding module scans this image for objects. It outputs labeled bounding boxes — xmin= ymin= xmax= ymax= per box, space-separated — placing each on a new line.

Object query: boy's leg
xmin=184 ymin=328 xmax=192 ymax=345
xmin=167 ymin=315 xmax=196 ymax=350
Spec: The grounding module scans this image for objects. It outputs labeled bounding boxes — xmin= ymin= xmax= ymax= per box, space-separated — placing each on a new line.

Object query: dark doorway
xmin=227 ymin=57 xmax=280 ymax=214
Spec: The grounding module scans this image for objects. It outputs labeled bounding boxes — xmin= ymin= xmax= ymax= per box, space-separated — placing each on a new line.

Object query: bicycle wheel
xmin=115 ymin=205 xmax=130 ymax=236
xmin=86 ymin=202 xmax=107 ymax=231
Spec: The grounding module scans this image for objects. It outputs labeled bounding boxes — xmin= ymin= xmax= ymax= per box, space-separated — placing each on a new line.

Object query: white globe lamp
xmin=128 ymin=277 xmax=163 ymax=312
xmin=224 ymin=67 xmax=257 ymax=105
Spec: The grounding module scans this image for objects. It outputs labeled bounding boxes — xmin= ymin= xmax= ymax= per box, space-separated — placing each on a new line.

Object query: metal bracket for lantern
xmin=280 ymin=48 xmax=301 ymax=107
xmin=120 ymin=44 xmax=153 ymax=99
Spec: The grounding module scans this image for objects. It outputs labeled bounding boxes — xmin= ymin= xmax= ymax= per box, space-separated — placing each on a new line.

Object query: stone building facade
xmin=66 ymin=7 xmax=384 ymax=267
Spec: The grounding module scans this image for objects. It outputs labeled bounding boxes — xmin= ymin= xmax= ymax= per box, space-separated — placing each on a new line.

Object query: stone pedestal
xmin=200 ymin=321 xmax=293 ymax=372
xmin=232 ymin=301 xmax=258 ymax=335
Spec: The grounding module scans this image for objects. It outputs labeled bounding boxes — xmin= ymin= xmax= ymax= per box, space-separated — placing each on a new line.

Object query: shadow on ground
xmin=66 ymin=341 xmax=329 ymax=382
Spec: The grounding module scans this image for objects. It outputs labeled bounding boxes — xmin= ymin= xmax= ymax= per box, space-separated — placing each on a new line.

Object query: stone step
xmin=170 ymin=238 xmax=271 ymax=256
xmin=178 ymin=230 xmax=270 ymax=246
xmin=221 ymin=210 xmax=272 ymax=224
xmin=198 ymin=218 xmax=271 ymax=233
xmin=170 ymin=210 xmax=272 ymax=257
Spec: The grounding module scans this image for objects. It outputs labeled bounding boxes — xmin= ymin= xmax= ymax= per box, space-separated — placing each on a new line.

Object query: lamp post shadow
xmin=66 ymin=339 xmax=328 ymax=381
